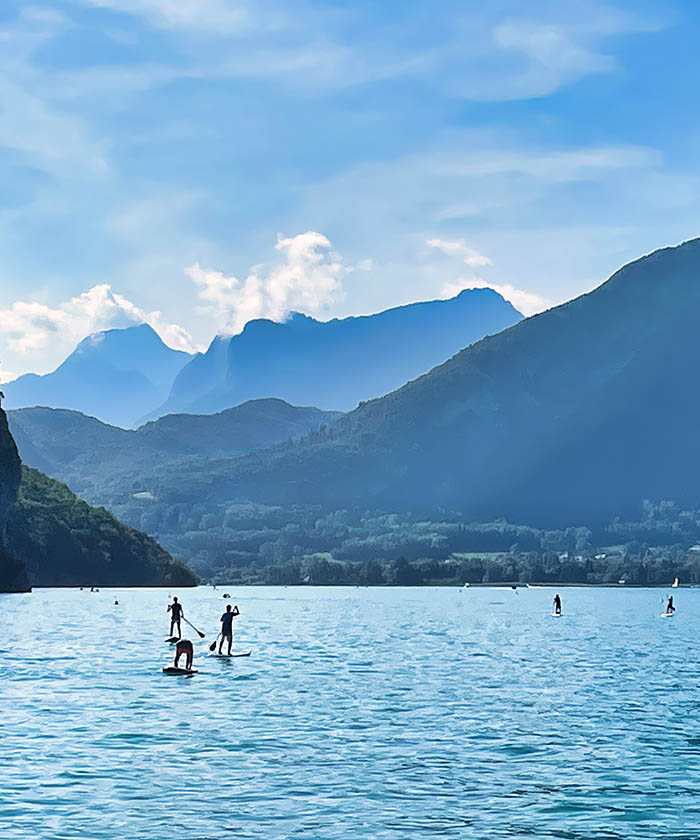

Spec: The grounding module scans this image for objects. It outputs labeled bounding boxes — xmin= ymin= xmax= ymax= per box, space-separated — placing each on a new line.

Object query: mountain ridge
xmin=7 ymin=238 xmax=700 ymax=580
xmin=8 ymin=399 xmax=342 ymax=500
xmin=153 ymin=288 xmax=522 ymax=417
xmin=3 ymin=324 xmax=193 ymax=428
xmin=130 ymin=236 xmax=700 ymax=528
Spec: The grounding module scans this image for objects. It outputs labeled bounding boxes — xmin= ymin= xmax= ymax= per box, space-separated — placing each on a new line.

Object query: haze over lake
xmin=2 ymin=585 xmax=698 ymax=839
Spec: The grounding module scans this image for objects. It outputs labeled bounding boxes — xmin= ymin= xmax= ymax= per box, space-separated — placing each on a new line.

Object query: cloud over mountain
xmin=0 ymin=284 xmax=196 ymax=374
xmin=186 ymin=231 xmax=348 ymax=335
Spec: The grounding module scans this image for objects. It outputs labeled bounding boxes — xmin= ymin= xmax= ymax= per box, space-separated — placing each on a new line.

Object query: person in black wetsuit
xmin=553 ymin=593 xmax=562 ymax=615
xmin=666 ymin=596 xmax=675 ymax=614
xmin=218 ymin=603 xmax=240 ymax=655
xmin=168 ymin=596 xmax=184 ymax=639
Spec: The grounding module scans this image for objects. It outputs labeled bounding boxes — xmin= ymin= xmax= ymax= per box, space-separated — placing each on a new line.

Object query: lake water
xmin=1 ymin=585 xmax=699 ymax=839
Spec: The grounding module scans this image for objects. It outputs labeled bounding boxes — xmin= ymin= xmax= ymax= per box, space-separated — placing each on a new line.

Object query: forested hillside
xmin=8 ymin=468 xmax=196 ymax=587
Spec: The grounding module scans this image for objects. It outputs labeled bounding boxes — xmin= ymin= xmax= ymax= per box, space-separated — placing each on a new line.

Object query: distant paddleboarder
xmin=168 ymin=596 xmax=184 ymax=639
xmin=219 ymin=604 xmax=240 ymax=655
xmin=666 ymin=596 xmax=675 ymax=614
xmin=553 ymin=593 xmax=562 ymax=616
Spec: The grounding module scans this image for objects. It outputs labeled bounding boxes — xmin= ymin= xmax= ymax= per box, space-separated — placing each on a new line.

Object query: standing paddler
xmin=167 ymin=596 xmax=185 ymax=639
xmin=218 ymin=604 xmax=240 ymax=655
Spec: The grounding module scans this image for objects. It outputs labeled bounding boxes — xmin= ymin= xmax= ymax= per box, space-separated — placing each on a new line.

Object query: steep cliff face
xmin=0 ymin=406 xmax=29 ymax=591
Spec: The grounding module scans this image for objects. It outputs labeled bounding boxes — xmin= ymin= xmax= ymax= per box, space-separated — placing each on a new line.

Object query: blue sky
xmin=0 ymin=0 xmax=698 ymax=377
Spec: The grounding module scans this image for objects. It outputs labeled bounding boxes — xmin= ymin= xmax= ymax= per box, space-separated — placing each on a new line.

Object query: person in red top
xmin=174 ymin=639 xmax=194 ymax=670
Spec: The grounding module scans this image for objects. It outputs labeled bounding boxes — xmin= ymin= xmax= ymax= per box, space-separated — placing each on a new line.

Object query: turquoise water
xmin=1 ymin=585 xmax=699 ymax=838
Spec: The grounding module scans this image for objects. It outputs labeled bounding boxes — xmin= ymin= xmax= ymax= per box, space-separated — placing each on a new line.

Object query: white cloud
xmin=436 ymin=144 xmax=659 ymax=182
xmin=67 ymin=0 xmax=663 ymax=98
xmin=0 ymin=284 xmax=197 ymax=368
xmin=187 ymin=231 xmax=347 ymax=334
xmin=0 ymin=9 xmax=109 ymax=175
xmin=83 ymin=0 xmax=250 ymax=33
xmin=441 ymin=277 xmax=553 ymax=317
xmin=287 ymin=131 xmax=668 ymax=315
xmin=427 ymin=238 xmax=492 ymax=267
xmin=0 ymin=79 xmax=108 ymax=176
xmin=0 ymin=367 xmax=21 ymax=384
xmin=428 ymin=235 xmax=552 ymax=316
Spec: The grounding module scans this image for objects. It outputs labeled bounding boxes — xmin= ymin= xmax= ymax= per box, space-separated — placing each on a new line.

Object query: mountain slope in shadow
xmin=154 ymin=288 xmax=522 ymax=417
xmin=172 ymin=238 xmax=700 ymax=528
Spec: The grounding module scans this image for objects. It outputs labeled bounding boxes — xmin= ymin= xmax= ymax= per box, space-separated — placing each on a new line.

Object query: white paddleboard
xmin=661 ymin=612 xmax=675 ymax=618
xmin=212 ymin=650 xmax=251 ymax=658
xmin=551 ymin=613 xmax=562 ymax=618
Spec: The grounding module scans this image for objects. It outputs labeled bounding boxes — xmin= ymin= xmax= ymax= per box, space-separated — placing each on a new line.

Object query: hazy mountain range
xmin=2 ymin=324 xmax=193 ymax=428
xmin=16 ymin=236 xmax=700 ymax=536
xmin=0 ymin=284 xmax=523 ymax=589
xmin=2 ymin=289 xmax=522 ymax=427
xmin=154 ymin=288 xmax=522 ymax=417
xmin=9 ymin=238 xmax=700 ymax=584
xmin=207 ymin=237 xmax=700 ymax=527
xmin=8 ymin=399 xmax=341 ymax=500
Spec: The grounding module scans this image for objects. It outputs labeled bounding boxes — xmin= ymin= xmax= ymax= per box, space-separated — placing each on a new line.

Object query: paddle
xmin=184 ymin=617 xmax=205 ymax=639
xmin=209 ymin=634 xmax=220 ymax=652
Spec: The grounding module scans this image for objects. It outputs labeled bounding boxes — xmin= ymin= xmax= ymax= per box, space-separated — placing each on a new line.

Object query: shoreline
xmin=8 ymin=581 xmax=691 ymax=592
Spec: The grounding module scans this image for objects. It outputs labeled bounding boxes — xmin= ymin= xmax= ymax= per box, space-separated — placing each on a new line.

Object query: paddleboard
xmin=551 ymin=613 xmax=562 ymax=618
xmin=661 ymin=612 xmax=675 ymax=618
xmin=165 ymin=636 xmax=180 ymax=643
xmin=162 ymin=666 xmax=198 ymax=675
xmin=212 ymin=650 xmax=251 ymax=658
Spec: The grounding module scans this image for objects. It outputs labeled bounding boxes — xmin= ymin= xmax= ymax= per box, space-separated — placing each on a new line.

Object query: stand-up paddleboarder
xmin=218 ymin=604 xmax=240 ymax=655
xmin=168 ymin=596 xmax=184 ymax=639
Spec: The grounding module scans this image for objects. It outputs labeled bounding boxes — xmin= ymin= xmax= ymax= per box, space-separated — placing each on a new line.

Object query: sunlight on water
xmin=1 ymin=585 xmax=699 ymax=838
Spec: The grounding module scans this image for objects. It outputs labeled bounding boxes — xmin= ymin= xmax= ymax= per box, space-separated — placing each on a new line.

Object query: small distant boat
xmin=672 ymin=577 xmax=679 ymax=588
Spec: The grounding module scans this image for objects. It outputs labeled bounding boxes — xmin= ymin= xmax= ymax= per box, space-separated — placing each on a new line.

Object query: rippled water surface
xmin=2 ymin=585 xmax=700 ymax=838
